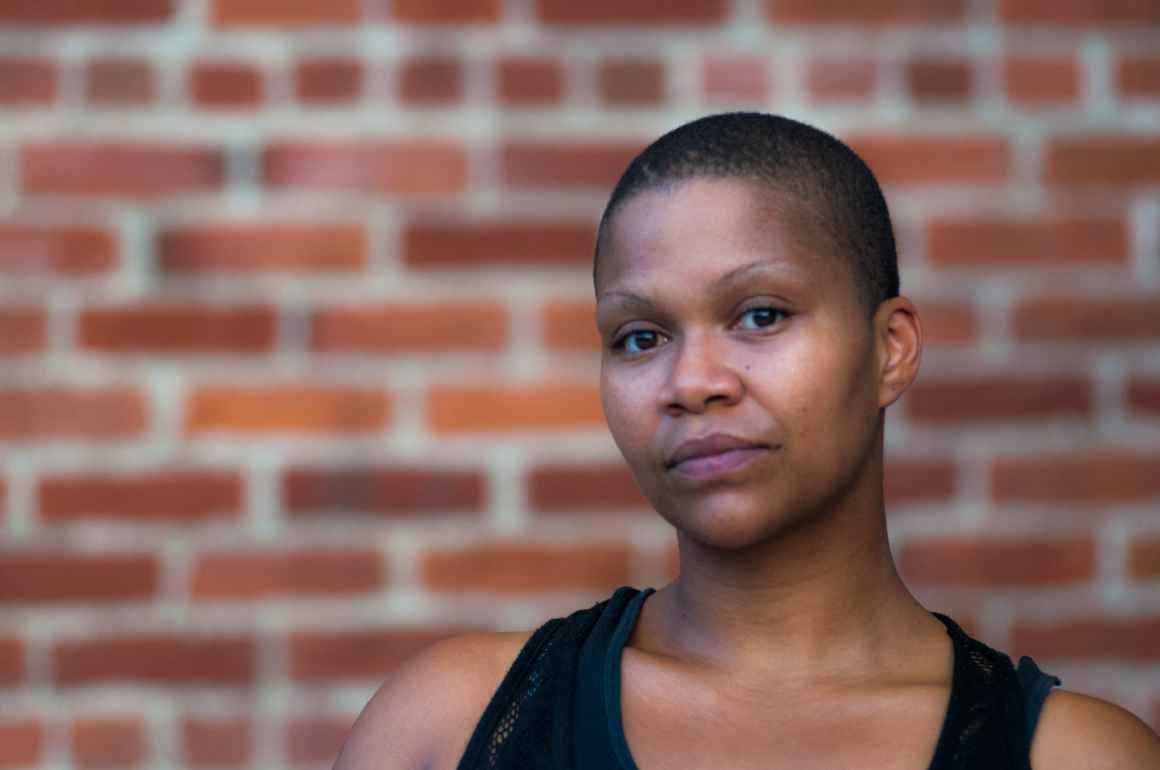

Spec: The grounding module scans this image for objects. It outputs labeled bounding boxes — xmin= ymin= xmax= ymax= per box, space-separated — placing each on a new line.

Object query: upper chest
xmin=617 ymin=649 xmax=953 ymax=770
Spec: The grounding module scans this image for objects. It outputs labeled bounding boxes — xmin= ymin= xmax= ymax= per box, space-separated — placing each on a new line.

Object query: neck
xmin=640 ymin=455 xmax=935 ymax=688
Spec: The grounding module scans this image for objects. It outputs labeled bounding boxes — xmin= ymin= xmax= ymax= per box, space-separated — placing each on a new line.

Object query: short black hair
xmin=593 ymin=112 xmax=899 ymax=318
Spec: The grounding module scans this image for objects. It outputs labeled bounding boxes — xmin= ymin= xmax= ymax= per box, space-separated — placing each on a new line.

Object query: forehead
xmin=596 ymin=176 xmax=845 ymax=300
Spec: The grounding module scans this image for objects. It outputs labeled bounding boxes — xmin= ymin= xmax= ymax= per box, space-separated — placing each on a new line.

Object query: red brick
xmin=398 ymin=57 xmax=462 ymax=104
xmin=701 ymin=56 xmax=771 ymax=103
xmin=0 ymin=224 xmax=116 ymax=273
xmin=1003 ymin=56 xmax=1080 ymax=104
xmin=0 ymin=553 xmax=156 ymax=604
xmin=263 ymin=141 xmax=467 ymax=194
xmin=85 ymin=58 xmax=155 ymax=104
xmin=496 ymin=56 xmax=563 ymax=105
xmin=900 ymin=537 xmax=1094 ymax=585
xmin=0 ymin=719 xmax=42 ymax=767
xmin=903 ymin=377 xmax=1090 ymax=422
xmin=1013 ymin=296 xmax=1160 ymax=341
xmin=289 ymin=628 xmax=450 ymax=680
xmin=0 ymin=387 xmax=146 ymax=440
xmin=928 ymin=218 xmax=1127 ymax=267
xmin=212 ymin=0 xmax=360 ymax=25
xmin=1046 ymin=136 xmax=1160 ymax=186
xmin=0 ymin=0 xmax=171 ymax=24
xmin=22 ymin=143 xmax=224 ymax=197
xmin=769 ymin=0 xmax=964 ymax=22
xmin=0 ymin=638 xmax=24 ymax=685
xmin=55 ymin=635 xmax=254 ymax=685
xmin=917 ymin=301 xmax=978 ymax=345
xmin=191 ymin=549 xmax=385 ymax=600
xmin=186 ymin=385 xmax=389 ymax=434
xmin=403 ymin=221 xmax=592 ymax=267
xmin=1013 ymin=616 xmax=1160 ymax=661
xmin=72 ymin=717 xmax=146 ymax=769
xmin=423 ymin=542 xmax=633 ymax=592
xmin=907 ymin=59 xmax=972 ymax=102
xmin=537 ymin=0 xmax=727 ymax=23
xmin=806 ymin=57 xmax=876 ymax=101
xmin=189 ymin=61 xmax=263 ymax=108
xmin=848 ymin=135 xmax=1009 ymax=185
xmin=0 ymin=308 xmax=46 ymax=355
xmin=294 ymin=58 xmax=362 ymax=103
xmin=182 ymin=717 xmax=251 ymax=767
xmin=543 ymin=299 xmax=599 ymax=351
xmin=39 ymin=470 xmax=243 ymax=523
xmin=998 ymin=0 xmax=1158 ymax=24
xmin=599 ymin=58 xmax=665 ymax=104
xmin=529 ymin=464 xmax=648 ymax=512
xmin=991 ymin=451 xmax=1160 ymax=502
xmin=312 ymin=302 xmax=506 ymax=352
xmin=285 ymin=715 xmax=354 ymax=764
xmin=502 ymin=141 xmax=641 ymax=188
xmin=884 ymin=459 xmax=956 ymax=504
xmin=390 ymin=0 xmax=502 ymax=23
xmin=80 ymin=304 xmax=275 ymax=353
xmin=1119 ymin=55 xmax=1160 ymax=97
xmin=160 ymin=224 xmax=366 ymax=272
xmin=0 ymin=58 xmax=56 ymax=105
xmin=284 ymin=467 xmax=486 ymax=515
xmin=1127 ymin=377 xmax=1160 ymax=415
xmin=1129 ymin=539 xmax=1160 ymax=579
xmin=427 ymin=383 xmax=603 ymax=433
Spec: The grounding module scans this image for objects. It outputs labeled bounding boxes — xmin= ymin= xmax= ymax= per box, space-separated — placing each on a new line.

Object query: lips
xmin=665 ymin=433 xmax=770 ymax=469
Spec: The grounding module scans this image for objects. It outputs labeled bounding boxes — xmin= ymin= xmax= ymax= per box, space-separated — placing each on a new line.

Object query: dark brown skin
xmin=594 ymin=176 xmax=950 ymax=769
xmin=333 ymin=176 xmax=1160 ymax=770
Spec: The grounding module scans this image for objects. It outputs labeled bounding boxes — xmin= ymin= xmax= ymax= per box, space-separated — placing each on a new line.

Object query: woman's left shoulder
xmin=1031 ymin=688 xmax=1160 ymax=770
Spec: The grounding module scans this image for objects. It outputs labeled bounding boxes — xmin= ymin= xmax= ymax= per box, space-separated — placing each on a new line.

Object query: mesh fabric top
xmin=457 ymin=586 xmax=1060 ymax=770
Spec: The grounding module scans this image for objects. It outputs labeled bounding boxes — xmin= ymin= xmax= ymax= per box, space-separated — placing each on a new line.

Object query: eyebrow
xmin=597 ymin=260 xmax=804 ymax=308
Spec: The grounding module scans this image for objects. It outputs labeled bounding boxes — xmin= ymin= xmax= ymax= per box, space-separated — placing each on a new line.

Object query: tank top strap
xmin=1015 ymin=655 xmax=1062 ymax=745
xmin=457 ymin=587 xmax=636 ymax=770
xmin=928 ymin=611 xmax=1062 ymax=770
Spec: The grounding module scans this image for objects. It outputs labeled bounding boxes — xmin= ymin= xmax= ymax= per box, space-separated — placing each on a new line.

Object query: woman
xmin=335 ymin=113 xmax=1160 ymax=770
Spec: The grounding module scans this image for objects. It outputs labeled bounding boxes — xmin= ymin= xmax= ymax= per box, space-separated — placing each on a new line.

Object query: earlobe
xmin=876 ymin=296 xmax=922 ymax=409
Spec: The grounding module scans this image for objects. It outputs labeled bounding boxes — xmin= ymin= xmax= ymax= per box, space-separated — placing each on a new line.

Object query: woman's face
xmin=595 ymin=176 xmax=888 ymax=550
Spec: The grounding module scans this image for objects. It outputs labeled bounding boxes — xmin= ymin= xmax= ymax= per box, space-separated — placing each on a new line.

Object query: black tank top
xmin=457 ymin=585 xmax=1061 ymax=770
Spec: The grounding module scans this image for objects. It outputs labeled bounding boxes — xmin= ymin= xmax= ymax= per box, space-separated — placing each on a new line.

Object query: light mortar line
xmin=56 ymin=48 xmax=87 ymax=114
xmin=141 ymin=366 xmax=184 ymax=459
xmin=976 ymin=280 xmax=1014 ymax=364
xmin=1092 ymin=352 xmax=1128 ymax=433
xmin=664 ymin=34 xmax=700 ymax=111
xmin=1080 ymin=34 xmax=1115 ymax=121
xmin=1130 ymin=197 xmax=1159 ymax=288
xmin=5 ymin=458 xmax=36 ymax=542
xmin=0 ymin=144 xmax=18 ymax=216
xmin=116 ymin=206 xmax=153 ymax=297
xmin=1095 ymin=518 xmax=1131 ymax=608
xmin=385 ymin=529 xmax=423 ymax=591
xmin=247 ymin=452 xmax=283 ymax=540
xmin=487 ymin=445 xmax=529 ymax=534
xmin=0 ymin=102 xmax=1075 ymax=141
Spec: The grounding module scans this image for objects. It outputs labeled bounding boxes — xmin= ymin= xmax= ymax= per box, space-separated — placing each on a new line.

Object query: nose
xmin=659 ymin=329 xmax=743 ymax=414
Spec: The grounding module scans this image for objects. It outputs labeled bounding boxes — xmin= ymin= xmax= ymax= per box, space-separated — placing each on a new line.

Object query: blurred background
xmin=0 ymin=0 xmax=1158 ymax=768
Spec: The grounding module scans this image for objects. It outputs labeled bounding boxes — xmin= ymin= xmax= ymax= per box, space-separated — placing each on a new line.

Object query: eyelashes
xmin=609 ymin=305 xmax=791 ymax=355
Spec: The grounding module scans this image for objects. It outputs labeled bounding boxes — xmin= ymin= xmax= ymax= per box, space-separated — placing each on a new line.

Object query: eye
xmin=610 ymin=329 xmax=661 ymax=355
xmin=737 ymin=306 xmax=788 ymax=330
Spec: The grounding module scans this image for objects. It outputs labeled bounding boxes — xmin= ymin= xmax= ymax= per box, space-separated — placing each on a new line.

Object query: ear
xmin=874 ymin=296 xmax=923 ymax=409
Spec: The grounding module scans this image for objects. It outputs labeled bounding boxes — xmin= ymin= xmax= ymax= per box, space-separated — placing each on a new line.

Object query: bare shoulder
xmin=1031 ymin=688 xmax=1160 ymax=770
xmin=333 ymin=629 xmax=533 ymax=770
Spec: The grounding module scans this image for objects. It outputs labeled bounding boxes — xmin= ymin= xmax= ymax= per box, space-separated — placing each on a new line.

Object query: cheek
xmin=600 ymin=373 xmax=649 ymax=456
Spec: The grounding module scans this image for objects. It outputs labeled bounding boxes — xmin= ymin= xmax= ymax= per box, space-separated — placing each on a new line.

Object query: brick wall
xmin=0 ymin=1 xmax=1158 ymax=767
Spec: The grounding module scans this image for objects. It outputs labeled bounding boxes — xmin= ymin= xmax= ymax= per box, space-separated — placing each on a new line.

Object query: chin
xmin=662 ymin=495 xmax=791 ymax=551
